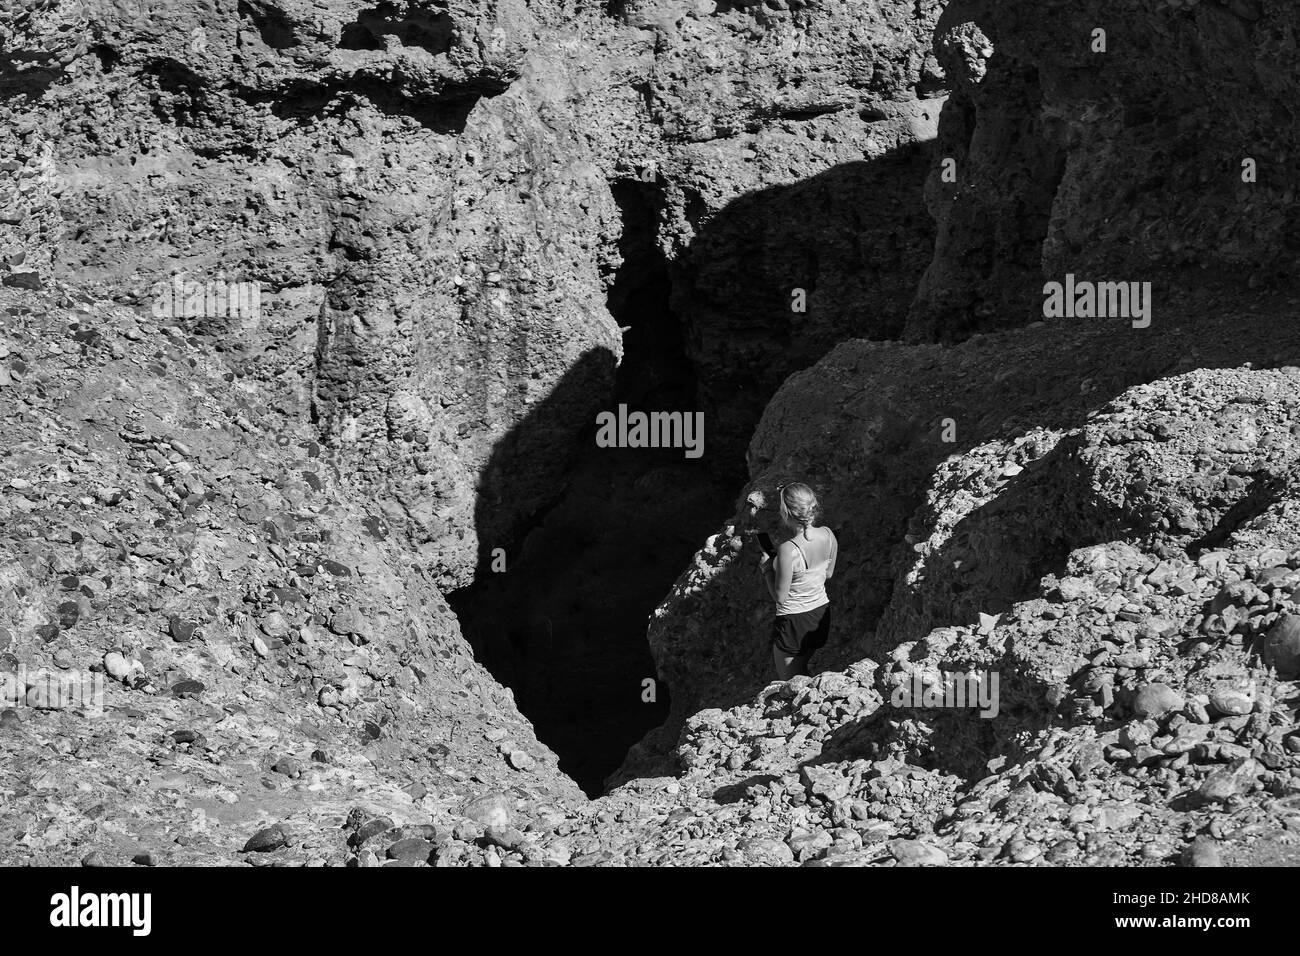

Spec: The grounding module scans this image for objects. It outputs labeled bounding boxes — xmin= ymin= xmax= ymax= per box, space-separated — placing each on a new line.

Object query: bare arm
xmin=760 ymin=555 xmax=778 ymax=600
xmin=773 ymin=542 xmax=796 ymax=604
xmin=825 ymin=528 xmax=838 ymax=580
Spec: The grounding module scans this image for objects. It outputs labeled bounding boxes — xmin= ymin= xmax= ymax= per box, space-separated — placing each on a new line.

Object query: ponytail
xmin=778 ymin=482 xmax=819 ymax=529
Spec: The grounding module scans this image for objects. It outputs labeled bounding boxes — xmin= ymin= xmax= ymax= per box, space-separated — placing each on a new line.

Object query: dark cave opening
xmin=448 ymin=179 xmax=731 ymax=797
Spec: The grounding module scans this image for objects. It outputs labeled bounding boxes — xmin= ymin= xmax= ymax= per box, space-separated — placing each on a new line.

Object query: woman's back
xmin=776 ymin=526 xmax=836 ymax=615
xmin=794 ymin=526 xmax=834 ymax=569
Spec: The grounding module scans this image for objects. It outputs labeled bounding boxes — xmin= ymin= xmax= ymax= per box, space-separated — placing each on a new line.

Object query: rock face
xmin=0 ymin=285 xmax=580 ymax=865
xmin=0 ymin=0 xmax=963 ymax=865
xmin=623 ymin=286 xmax=1300 ymax=783
xmin=2 ymin=0 xmax=956 ymax=811
xmin=643 ymin=0 xmax=948 ymax=465
xmin=1 ymin=0 xmax=951 ymax=593
xmin=5 ymin=0 xmax=1300 ymax=869
xmin=589 ymin=350 xmax=1300 ymax=865
xmin=3 ymin=0 xmax=644 ymax=589
xmin=909 ymin=0 xmax=1300 ymax=340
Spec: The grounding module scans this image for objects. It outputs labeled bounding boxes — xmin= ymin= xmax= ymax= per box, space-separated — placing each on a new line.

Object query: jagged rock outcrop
xmin=2 ymin=0 xmax=955 ymax=595
xmin=909 ymin=0 xmax=1300 ymax=340
xmin=2 ymin=0 xmax=651 ymax=588
xmin=0 ymin=0 xmax=964 ymax=862
xmin=595 ymin=338 xmax=1300 ymax=864
xmin=646 ymin=0 xmax=948 ymax=465
xmin=0 ymin=285 xmax=580 ymax=865
xmin=624 ymin=285 xmax=1300 ymax=783
xmin=7 ymin=0 xmax=1300 ymax=869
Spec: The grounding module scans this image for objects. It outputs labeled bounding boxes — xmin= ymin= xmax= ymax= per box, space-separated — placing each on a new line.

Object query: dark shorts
xmin=772 ymin=603 xmax=831 ymax=657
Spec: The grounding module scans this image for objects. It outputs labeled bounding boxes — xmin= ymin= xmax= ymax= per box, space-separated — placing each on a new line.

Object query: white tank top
xmin=776 ymin=534 xmax=830 ymax=615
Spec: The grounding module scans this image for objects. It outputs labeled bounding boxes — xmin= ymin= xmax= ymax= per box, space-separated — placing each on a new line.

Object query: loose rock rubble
xmin=14 ymin=280 xmax=1299 ymax=867
xmin=609 ymin=289 xmax=1300 ymax=865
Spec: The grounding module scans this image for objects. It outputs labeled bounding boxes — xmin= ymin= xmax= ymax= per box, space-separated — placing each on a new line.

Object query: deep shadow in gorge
xmin=449 ymin=177 xmax=732 ymax=796
xmin=668 ymin=140 xmax=938 ymax=467
xmin=452 ymin=139 xmax=945 ymax=794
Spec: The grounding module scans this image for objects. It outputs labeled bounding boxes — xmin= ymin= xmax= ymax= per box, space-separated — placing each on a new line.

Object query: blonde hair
xmin=779 ymin=482 xmax=819 ymax=530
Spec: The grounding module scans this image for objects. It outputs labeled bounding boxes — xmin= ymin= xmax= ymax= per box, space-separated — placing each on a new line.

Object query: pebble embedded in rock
xmin=242 ymin=824 xmax=290 ymax=853
xmin=463 ymin=793 xmax=512 ymax=828
xmin=168 ymin=615 xmax=197 ymax=642
xmin=172 ymin=729 xmax=208 ymax=751
xmin=259 ymin=611 xmax=290 ymax=638
xmin=1181 ymin=837 xmax=1222 ymax=867
xmin=171 ymin=679 xmax=205 ymax=698
xmin=1262 ymin=614 xmax=1300 ymax=678
xmin=737 ymin=837 xmax=795 ymax=865
xmin=386 ymin=838 xmax=434 ymax=862
xmin=1208 ymin=683 xmax=1254 ymax=716
xmin=57 ymin=601 xmax=80 ymax=628
xmin=481 ymin=825 xmax=525 ymax=850
xmin=1195 ymin=763 xmax=1256 ymax=806
xmin=329 ymin=605 xmax=367 ymax=637
xmin=272 ymin=756 xmax=302 ymax=778
xmin=507 ymin=749 xmax=534 ymax=771
xmin=349 ymin=817 xmax=395 ymax=848
xmin=1132 ymin=683 xmax=1184 ymax=719
xmin=104 ymin=651 xmax=131 ymax=681
xmin=889 ymin=840 xmax=948 ymax=867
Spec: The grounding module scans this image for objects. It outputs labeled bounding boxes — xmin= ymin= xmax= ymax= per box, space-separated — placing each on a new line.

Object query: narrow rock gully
xmin=448 ymin=180 xmax=733 ymax=795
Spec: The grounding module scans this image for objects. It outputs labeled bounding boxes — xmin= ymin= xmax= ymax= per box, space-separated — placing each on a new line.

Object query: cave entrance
xmin=448 ymin=178 xmax=731 ymax=796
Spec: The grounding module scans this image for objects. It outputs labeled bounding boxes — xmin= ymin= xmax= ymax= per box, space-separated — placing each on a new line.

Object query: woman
xmin=760 ymin=482 xmax=838 ymax=680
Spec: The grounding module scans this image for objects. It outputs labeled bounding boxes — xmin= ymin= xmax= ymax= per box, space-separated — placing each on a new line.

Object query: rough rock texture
xmin=2 ymin=0 xmax=950 ymax=594
xmin=642 ymin=0 xmax=948 ymax=465
xmin=442 ymin=0 xmax=951 ymax=791
xmin=0 ymin=286 xmax=580 ymax=865
xmin=588 ymin=325 xmax=1300 ymax=865
xmin=909 ymin=0 xmax=1300 ymax=340
xmin=7 ymin=0 xmax=1300 ymax=869
xmin=0 ymin=0 xmax=965 ymax=864
xmin=623 ymin=286 xmax=1300 ymax=783
xmin=2 ymin=0 xmax=647 ymax=589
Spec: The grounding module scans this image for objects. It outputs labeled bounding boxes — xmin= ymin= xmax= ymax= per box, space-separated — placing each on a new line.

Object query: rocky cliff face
xmin=0 ymin=285 xmax=581 ymax=866
xmin=608 ymin=289 xmax=1300 ymax=864
xmin=604 ymin=0 xmax=1300 ymax=863
xmin=0 ymin=0 xmax=955 ymax=862
xmin=2 ymin=0 xmax=949 ymax=588
xmin=625 ymin=0 xmax=1300 ymax=769
xmin=621 ymin=284 xmax=1300 ymax=775
xmin=642 ymin=0 xmax=947 ymax=464
xmin=4 ymin=0 xmax=646 ymax=590
xmin=5 ymin=0 xmax=1300 ymax=868
xmin=909 ymin=0 xmax=1300 ymax=339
